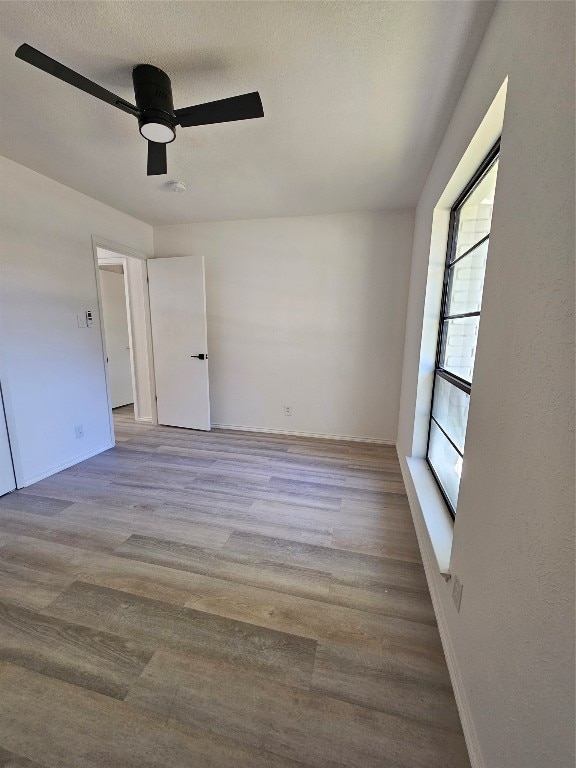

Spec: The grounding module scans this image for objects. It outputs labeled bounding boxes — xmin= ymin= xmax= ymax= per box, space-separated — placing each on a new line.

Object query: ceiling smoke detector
xmin=168 ymin=180 xmax=187 ymax=193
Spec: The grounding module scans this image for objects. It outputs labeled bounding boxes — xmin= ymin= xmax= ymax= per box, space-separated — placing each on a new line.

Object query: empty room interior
xmin=0 ymin=2 xmax=574 ymax=767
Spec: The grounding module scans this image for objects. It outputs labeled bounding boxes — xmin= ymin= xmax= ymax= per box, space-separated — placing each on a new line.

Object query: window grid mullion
xmin=435 ymin=368 xmax=471 ymax=395
xmin=430 ymin=415 xmax=464 ymax=458
xmin=449 ymin=233 xmax=490 ymax=267
xmin=442 ymin=310 xmax=481 ymax=321
xmin=426 ymin=458 xmax=457 ymax=518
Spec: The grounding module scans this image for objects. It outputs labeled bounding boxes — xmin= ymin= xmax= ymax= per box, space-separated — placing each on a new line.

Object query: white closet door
xmin=147 ymin=256 xmax=211 ymax=430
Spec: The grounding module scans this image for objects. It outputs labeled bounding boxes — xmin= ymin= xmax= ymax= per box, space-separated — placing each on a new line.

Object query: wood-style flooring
xmin=0 ymin=405 xmax=470 ymax=767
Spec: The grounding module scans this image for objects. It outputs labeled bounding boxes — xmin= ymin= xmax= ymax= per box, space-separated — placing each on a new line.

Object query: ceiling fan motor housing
xmin=132 ymin=64 xmax=176 ymax=142
xmin=15 ymin=44 xmax=264 ymax=175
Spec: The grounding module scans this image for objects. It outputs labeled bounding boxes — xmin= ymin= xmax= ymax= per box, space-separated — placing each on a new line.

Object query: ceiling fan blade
xmin=175 ymin=91 xmax=263 ymax=128
xmin=15 ymin=44 xmax=139 ymax=117
xmin=147 ymin=141 xmax=167 ymax=176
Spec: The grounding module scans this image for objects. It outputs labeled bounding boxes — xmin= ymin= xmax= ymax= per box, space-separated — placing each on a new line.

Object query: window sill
xmin=402 ymin=456 xmax=454 ymax=576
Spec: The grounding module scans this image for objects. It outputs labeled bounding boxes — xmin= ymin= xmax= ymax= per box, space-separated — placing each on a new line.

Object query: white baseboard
xmin=211 ymin=423 xmax=395 ymax=445
xmin=397 ymin=450 xmax=483 ymax=768
xmin=135 ymin=416 xmax=153 ymax=424
xmin=18 ymin=442 xmax=115 ymax=488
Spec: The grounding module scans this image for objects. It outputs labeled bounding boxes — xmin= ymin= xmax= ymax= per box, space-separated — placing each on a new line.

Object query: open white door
xmin=148 ymin=256 xmax=211 ymax=430
xmin=0 ymin=385 xmax=16 ymax=496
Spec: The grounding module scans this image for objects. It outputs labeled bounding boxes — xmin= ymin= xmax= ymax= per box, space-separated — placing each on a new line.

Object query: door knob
xmin=190 ymin=354 xmax=207 ymax=360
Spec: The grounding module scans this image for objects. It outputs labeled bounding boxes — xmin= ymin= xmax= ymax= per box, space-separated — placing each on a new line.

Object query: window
xmin=427 ymin=141 xmax=500 ymax=517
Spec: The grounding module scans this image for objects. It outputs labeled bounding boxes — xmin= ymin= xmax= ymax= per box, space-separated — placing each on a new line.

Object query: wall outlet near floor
xmin=452 ymin=574 xmax=463 ymax=612
xmin=283 ymin=405 xmax=293 ymax=417
xmin=75 ymin=424 xmax=84 ymax=439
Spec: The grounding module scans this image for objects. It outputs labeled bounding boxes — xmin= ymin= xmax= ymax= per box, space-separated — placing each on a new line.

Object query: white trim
xmin=97 ymin=254 xmax=124 ymax=266
xmin=90 ymin=238 xmax=116 ymax=447
xmin=398 ymin=450 xmax=483 ymax=768
xmin=19 ymin=442 xmax=114 ymax=487
xmin=211 ymin=423 xmax=395 ymax=445
xmin=142 ymin=258 xmax=158 ymax=424
xmin=91 ymin=236 xmax=151 ymax=261
xmin=135 ymin=416 xmax=153 ymax=424
xmin=405 ymin=456 xmax=453 ymax=575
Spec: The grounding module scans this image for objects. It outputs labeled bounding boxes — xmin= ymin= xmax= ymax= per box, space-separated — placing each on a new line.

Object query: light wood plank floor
xmin=0 ymin=405 xmax=470 ymax=767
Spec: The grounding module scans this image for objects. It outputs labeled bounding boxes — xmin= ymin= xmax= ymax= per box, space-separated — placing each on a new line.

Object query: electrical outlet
xmin=452 ymin=575 xmax=463 ymax=612
xmin=284 ymin=405 xmax=293 ymax=417
xmin=75 ymin=424 xmax=84 ymax=439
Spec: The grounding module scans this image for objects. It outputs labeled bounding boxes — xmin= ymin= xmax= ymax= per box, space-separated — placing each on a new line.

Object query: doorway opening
xmin=93 ymin=240 xmax=157 ymax=440
xmin=97 ymin=252 xmax=136 ymax=422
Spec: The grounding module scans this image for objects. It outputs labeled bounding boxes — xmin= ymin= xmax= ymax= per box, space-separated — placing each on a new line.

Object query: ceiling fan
xmin=15 ymin=44 xmax=264 ymax=176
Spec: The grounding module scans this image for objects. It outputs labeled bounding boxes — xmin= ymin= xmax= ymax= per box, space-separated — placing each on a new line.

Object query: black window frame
xmin=426 ymin=139 xmax=500 ymax=518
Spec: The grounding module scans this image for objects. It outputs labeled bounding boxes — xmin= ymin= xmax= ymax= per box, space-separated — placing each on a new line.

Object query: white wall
xmin=0 ymin=156 xmax=153 ymax=486
xmin=154 ymin=211 xmax=414 ymax=442
xmin=397 ymin=3 xmax=574 ymax=767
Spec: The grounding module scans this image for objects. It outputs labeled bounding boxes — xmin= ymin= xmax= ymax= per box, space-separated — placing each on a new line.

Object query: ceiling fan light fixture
xmin=15 ymin=45 xmax=264 ymax=177
xmin=139 ymin=120 xmax=175 ymax=144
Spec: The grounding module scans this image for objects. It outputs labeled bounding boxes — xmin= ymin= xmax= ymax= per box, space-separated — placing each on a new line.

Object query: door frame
xmin=91 ymin=236 xmax=157 ymax=448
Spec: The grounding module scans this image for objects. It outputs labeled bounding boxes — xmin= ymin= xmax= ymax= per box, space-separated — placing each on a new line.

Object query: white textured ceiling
xmin=0 ymin=1 xmax=495 ymax=225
